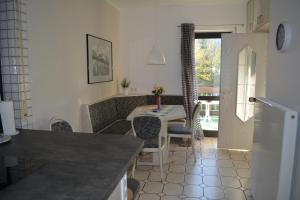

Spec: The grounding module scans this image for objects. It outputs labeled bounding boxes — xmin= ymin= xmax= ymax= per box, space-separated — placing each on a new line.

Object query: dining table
xmin=127 ymin=105 xmax=186 ymax=165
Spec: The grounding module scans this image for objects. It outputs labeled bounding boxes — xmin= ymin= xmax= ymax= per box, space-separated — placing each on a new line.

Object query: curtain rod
xmin=177 ymin=24 xmax=244 ymax=27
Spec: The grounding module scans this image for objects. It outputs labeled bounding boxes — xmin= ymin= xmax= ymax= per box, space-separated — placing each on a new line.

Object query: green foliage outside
xmin=195 ymin=39 xmax=221 ymax=88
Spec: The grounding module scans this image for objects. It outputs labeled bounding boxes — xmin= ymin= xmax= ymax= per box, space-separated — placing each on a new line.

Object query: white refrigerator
xmin=251 ymin=97 xmax=298 ymax=200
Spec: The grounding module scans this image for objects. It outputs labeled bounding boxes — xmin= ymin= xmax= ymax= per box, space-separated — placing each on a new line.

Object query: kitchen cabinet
xmin=246 ymin=0 xmax=270 ymax=32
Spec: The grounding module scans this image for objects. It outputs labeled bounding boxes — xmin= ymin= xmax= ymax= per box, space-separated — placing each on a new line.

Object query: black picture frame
xmin=86 ymin=34 xmax=113 ymax=84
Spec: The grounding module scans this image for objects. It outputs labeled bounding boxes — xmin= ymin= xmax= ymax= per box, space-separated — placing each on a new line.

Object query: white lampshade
xmin=147 ymin=43 xmax=166 ymax=65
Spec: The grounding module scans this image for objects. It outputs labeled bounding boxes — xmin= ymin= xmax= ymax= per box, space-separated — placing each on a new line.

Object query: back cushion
xmin=89 ymin=98 xmax=118 ymax=133
xmin=115 ymin=96 xmax=148 ymax=119
xmin=147 ymin=95 xmax=183 ymax=105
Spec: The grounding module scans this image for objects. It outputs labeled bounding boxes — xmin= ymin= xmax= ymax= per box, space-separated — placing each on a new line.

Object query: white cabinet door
xmin=254 ymin=0 xmax=270 ymax=31
xmin=218 ymin=33 xmax=267 ymax=150
xmin=246 ymin=0 xmax=255 ymax=32
xmin=108 ymin=174 xmax=127 ymax=200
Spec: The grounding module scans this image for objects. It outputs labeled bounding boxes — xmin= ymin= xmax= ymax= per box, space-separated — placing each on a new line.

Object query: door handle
xmin=249 ymin=97 xmax=256 ymax=102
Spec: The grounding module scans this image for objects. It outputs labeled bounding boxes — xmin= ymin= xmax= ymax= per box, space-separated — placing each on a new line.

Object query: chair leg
xmin=191 ymin=137 xmax=196 ymax=162
xmin=159 ymin=150 xmax=164 ymax=181
xmin=131 ymin=158 xmax=136 ymax=178
xmin=167 ymin=136 xmax=171 ymax=159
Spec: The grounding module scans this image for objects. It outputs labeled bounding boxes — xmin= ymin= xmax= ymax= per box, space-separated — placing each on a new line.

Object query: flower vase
xmin=123 ymin=88 xmax=129 ymax=96
xmin=156 ymin=95 xmax=161 ymax=110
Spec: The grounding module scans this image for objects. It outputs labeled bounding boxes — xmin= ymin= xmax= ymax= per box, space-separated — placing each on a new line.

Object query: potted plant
xmin=121 ymin=78 xmax=130 ymax=96
xmin=152 ymin=85 xmax=165 ymax=110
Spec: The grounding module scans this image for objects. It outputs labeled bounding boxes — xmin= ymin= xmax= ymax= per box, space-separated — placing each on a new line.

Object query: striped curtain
xmin=181 ymin=23 xmax=197 ymax=128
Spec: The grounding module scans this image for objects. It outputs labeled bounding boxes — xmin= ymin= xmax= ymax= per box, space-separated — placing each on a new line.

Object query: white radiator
xmin=252 ymin=97 xmax=298 ymax=200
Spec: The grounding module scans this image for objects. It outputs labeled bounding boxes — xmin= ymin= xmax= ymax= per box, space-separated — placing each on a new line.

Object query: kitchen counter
xmin=0 ymin=129 xmax=143 ymax=200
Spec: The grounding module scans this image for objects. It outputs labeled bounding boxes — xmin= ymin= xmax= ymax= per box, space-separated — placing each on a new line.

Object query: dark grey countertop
xmin=0 ymin=129 xmax=143 ymax=200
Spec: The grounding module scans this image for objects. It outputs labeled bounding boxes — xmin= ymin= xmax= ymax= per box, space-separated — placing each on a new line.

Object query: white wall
xmin=119 ymin=3 xmax=246 ymax=95
xmin=27 ymin=0 xmax=120 ymax=131
xmin=266 ymin=0 xmax=300 ymax=199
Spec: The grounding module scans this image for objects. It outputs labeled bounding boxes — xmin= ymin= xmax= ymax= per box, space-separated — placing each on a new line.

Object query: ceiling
xmin=107 ymin=0 xmax=244 ymax=9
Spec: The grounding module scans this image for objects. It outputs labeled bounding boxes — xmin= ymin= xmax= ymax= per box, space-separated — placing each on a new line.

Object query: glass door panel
xmin=195 ymin=33 xmax=222 ymax=133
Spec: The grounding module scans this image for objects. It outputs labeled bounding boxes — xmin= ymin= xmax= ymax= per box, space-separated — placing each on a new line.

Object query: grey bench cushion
xmin=168 ymin=125 xmax=192 ymax=135
xmin=89 ymin=98 xmax=118 ymax=133
xmin=147 ymin=95 xmax=183 ymax=105
xmin=98 ymin=120 xmax=131 ymax=135
xmin=115 ymin=96 xmax=148 ymax=119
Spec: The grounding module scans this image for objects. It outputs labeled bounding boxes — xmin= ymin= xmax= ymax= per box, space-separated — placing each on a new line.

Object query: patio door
xmin=195 ymin=32 xmax=224 ymax=137
xmin=218 ymin=33 xmax=268 ymax=150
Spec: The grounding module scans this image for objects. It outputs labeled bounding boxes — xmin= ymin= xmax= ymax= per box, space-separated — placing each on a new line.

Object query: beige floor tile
xmin=229 ymin=151 xmax=244 ymax=156
xmin=139 ymin=181 xmax=145 ymax=190
xmin=203 ymin=176 xmax=221 ymax=187
xmin=169 ymin=164 xmax=186 ymax=173
xmin=183 ymin=185 xmax=204 ymax=197
xmin=136 ymin=165 xmax=153 ymax=171
xmin=163 ymin=183 xmax=183 ymax=196
xmin=173 ymin=151 xmax=187 ymax=158
xmin=230 ymin=154 xmax=246 ymax=161
xmin=152 ymin=165 xmax=169 ymax=172
xmin=201 ymin=152 xmax=216 ymax=159
xmin=218 ymin=167 xmax=237 ymax=177
xmin=233 ymin=161 xmax=250 ymax=169
xmin=166 ymin=173 xmax=185 ymax=183
xmin=135 ymin=171 xmax=150 ymax=181
xmin=143 ymin=181 xmax=164 ymax=193
xmin=171 ymin=156 xmax=187 ymax=165
xmin=202 ymin=159 xmax=217 ymax=167
xmin=204 ymin=187 xmax=225 ymax=199
xmin=240 ymin=178 xmax=251 ymax=189
xmin=221 ymin=177 xmax=241 ymax=188
xmin=138 ymin=193 xmax=160 ymax=200
xmin=224 ymin=188 xmax=246 ymax=200
xmin=216 ymin=153 xmax=231 ymax=160
xmin=186 ymin=164 xmax=202 ymax=175
xmin=148 ymin=171 xmax=167 ymax=181
xmin=169 ymin=145 xmax=188 ymax=152
xmin=187 ymin=158 xmax=202 ymax=165
xmin=216 ymin=160 xmax=234 ymax=167
xmin=245 ymin=153 xmax=252 ymax=161
xmin=237 ymin=169 xmax=251 ymax=178
xmin=185 ymin=174 xmax=203 ymax=185
xmin=203 ymin=167 xmax=219 ymax=176
xmin=161 ymin=196 xmax=181 ymax=200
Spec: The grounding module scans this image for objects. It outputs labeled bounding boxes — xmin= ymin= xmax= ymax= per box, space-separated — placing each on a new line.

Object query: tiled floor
xmin=134 ymin=137 xmax=253 ymax=200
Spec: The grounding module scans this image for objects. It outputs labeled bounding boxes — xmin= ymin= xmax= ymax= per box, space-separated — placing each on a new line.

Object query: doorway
xmin=195 ymin=32 xmax=225 ymax=137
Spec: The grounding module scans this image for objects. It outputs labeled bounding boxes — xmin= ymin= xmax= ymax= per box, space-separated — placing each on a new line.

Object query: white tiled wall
xmin=0 ymin=0 xmax=32 ymax=128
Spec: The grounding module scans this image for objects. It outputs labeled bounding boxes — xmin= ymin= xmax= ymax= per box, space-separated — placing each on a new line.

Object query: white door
xmin=218 ymin=33 xmax=268 ymax=150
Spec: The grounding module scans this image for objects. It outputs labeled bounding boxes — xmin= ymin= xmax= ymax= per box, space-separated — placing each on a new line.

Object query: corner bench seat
xmin=83 ymin=95 xmax=183 ymax=135
xmin=97 ymin=119 xmax=132 ymax=135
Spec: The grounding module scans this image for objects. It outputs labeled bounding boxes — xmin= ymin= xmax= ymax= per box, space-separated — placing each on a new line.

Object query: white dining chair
xmin=131 ymin=115 xmax=166 ymax=181
xmin=50 ymin=117 xmax=73 ymax=133
xmin=167 ymin=102 xmax=203 ymax=161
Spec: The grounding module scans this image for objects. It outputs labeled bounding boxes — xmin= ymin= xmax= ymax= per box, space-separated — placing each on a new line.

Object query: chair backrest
xmin=50 ymin=117 xmax=73 ymax=133
xmin=131 ymin=115 xmax=162 ymax=140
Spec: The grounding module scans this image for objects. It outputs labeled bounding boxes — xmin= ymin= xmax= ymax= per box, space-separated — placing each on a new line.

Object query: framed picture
xmin=86 ymin=34 xmax=113 ymax=84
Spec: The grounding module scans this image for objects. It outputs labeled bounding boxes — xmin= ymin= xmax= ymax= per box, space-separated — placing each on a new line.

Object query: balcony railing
xmin=199 ymin=100 xmax=219 ymax=131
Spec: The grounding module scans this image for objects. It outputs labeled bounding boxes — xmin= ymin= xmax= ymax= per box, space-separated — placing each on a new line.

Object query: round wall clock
xmin=276 ymin=22 xmax=292 ymax=52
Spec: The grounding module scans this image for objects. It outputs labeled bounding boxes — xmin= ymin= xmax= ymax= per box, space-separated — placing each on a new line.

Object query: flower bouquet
xmin=152 ymin=85 xmax=165 ymax=109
